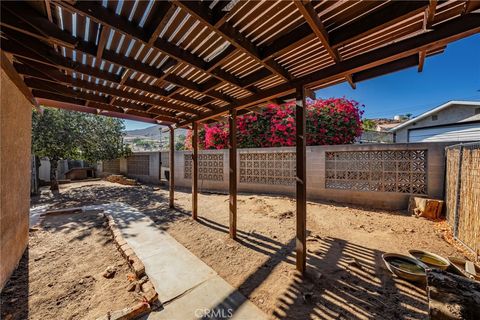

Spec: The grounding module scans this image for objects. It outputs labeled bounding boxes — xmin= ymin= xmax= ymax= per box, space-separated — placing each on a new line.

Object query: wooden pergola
xmin=1 ymin=0 xmax=479 ymax=273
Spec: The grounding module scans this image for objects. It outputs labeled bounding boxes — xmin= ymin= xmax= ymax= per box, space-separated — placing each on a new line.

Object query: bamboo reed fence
xmin=445 ymin=142 xmax=480 ymax=261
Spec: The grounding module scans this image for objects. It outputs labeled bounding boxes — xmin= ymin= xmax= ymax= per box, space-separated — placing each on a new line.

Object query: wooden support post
xmin=295 ymin=86 xmax=307 ymax=274
xmin=169 ymin=126 xmax=175 ymax=209
xmin=192 ymin=122 xmax=198 ymax=219
xmin=229 ymin=109 xmax=237 ymax=239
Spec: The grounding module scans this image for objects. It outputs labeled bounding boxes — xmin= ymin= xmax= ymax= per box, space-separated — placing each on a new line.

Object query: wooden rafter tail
xmin=345 ymin=75 xmax=356 ymax=89
xmin=418 ymin=50 xmax=427 ymax=72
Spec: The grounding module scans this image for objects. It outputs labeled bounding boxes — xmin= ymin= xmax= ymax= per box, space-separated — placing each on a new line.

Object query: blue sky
xmin=124 ymin=34 xmax=480 ymax=130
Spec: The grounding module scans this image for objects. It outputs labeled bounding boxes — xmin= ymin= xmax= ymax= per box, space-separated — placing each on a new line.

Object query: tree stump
xmin=427 ymin=269 xmax=480 ymax=319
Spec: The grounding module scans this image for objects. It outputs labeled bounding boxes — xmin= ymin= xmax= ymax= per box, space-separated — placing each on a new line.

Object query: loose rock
xmin=102 ymin=266 xmax=117 ymax=279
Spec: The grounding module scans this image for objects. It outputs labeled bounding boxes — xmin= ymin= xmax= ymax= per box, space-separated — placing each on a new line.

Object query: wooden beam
xmin=26 ymin=78 xmax=178 ymax=122
xmin=353 ymin=55 xmax=420 ymax=83
xmin=175 ymin=0 xmax=292 ymax=81
xmin=418 ymin=50 xmax=426 ymax=72
xmin=261 ymin=1 xmax=429 ymax=60
xmin=229 ymin=109 xmax=237 ymax=239
xmin=294 ymin=1 xmax=339 ymax=63
xmin=55 ymin=1 xmax=263 ymax=93
xmin=1 ymin=1 xmax=77 ymax=48
xmin=425 ymin=0 xmax=438 ymax=29
xmin=95 ymin=25 xmax=110 ymax=66
xmin=295 ymin=1 xmax=358 ymax=90
xmin=345 ymin=75 xmax=356 ymax=89
xmin=15 ymin=61 xmax=200 ymax=116
xmin=169 ymin=126 xmax=175 ymax=209
xmin=192 ymin=121 xmax=199 ymax=220
xmin=35 ymin=97 xmax=161 ymax=124
xmin=1 ymin=33 xmax=206 ymax=112
xmin=146 ymin=2 xmax=177 ymax=45
xmin=178 ymin=13 xmax=480 ymax=126
xmin=463 ymin=0 xmax=480 ymax=15
xmin=0 ymin=51 xmax=39 ymax=108
xmin=329 ymin=1 xmax=430 ymax=48
xmin=419 ymin=0 xmax=438 ymax=73
xmin=164 ymin=74 xmax=232 ymax=105
xmin=295 ymin=86 xmax=306 ymax=274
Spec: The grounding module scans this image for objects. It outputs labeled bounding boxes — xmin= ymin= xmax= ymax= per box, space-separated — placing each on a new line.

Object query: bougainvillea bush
xmin=184 ymin=98 xmax=363 ymax=149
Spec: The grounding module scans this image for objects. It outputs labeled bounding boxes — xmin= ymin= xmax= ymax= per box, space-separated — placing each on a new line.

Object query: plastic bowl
xmin=382 ymin=253 xmax=428 ymax=282
xmin=409 ymin=250 xmax=450 ymax=271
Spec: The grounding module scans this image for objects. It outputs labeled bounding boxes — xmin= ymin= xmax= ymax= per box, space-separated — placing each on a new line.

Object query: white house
xmin=390 ymin=101 xmax=480 ymax=143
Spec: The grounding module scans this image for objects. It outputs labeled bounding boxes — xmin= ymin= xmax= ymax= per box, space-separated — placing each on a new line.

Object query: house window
xmin=431 ymin=115 xmax=438 ymax=121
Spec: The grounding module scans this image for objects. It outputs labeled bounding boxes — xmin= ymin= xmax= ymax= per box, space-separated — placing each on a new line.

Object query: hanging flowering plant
xmin=184 ymin=98 xmax=363 ymax=149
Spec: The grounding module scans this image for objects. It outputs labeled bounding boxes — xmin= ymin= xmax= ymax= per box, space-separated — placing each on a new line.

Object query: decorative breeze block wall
xmin=325 ymin=150 xmax=428 ymax=194
xmin=239 ymin=152 xmax=296 ymax=185
xmin=184 ymin=153 xmax=224 ymax=181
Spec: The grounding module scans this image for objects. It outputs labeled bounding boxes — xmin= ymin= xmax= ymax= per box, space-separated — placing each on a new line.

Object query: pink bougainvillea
xmin=184 ymin=98 xmax=363 ymax=149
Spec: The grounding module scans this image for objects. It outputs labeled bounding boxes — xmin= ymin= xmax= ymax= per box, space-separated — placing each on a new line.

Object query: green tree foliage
xmin=362 ymin=119 xmax=376 ymax=131
xmin=32 ymin=108 xmax=130 ymax=190
xmin=175 ymin=134 xmax=186 ymax=150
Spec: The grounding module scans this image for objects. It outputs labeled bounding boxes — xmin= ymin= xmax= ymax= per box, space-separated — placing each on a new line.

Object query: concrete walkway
xmin=84 ymin=202 xmax=267 ymax=320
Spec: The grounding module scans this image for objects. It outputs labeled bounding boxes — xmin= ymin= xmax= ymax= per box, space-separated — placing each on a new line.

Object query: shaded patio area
xmin=28 ymin=180 xmax=462 ymax=319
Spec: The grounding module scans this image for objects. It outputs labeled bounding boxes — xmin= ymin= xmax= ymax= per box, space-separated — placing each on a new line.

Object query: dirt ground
xmin=28 ymin=180 xmax=464 ymax=320
xmin=0 ymin=210 xmax=139 ymax=320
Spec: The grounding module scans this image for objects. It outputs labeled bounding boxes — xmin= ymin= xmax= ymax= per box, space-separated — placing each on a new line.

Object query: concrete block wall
xmin=1 ymin=68 xmax=32 ymax=289
xmin=100 ymin=142 xmax=453 ymax=210
xmin=170 ymin=142 xmax=453 ymax=210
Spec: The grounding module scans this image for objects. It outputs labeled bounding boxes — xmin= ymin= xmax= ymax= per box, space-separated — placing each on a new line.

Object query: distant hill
xmin=125 ymin=125 xmax=162 ymax=139
xmin=124 ymin=125 xmax=188 ymax=151
xmin=125 ymin=125 xmax=187 ymax=139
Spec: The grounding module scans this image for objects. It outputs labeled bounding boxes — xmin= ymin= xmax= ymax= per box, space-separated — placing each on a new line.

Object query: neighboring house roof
xmin=376 ymin=122 xmax=402 ymax=131
xmin=389 ymin=100 xmax=480 ymax=132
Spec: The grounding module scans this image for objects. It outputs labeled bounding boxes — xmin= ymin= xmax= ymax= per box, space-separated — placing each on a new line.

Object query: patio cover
xmin=1 ymin=0 xmax=479 ymax=273
xmin=1 ymin=0 xmax=479 ymax=126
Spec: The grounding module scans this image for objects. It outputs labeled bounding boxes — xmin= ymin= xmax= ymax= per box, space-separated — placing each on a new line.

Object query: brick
xmin=123 ymin=248 xmax=135 ymax=258
xmin=130 ymin=257 xmax=145 ymax=277
xmin=115 ymin=238 xmax=127 ymax=247
xmin=107 ymin=302 xmax=150 ymax=320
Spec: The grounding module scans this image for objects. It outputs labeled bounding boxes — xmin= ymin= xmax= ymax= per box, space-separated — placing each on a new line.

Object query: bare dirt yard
xmin=0 ymin=210 xmax=139 ymax=320
xmin=26 ymin=180 xmax=463 ymax=320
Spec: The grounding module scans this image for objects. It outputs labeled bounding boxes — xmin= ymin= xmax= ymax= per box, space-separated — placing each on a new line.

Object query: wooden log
xmin=427 ymin=269 xmax=480 ymax=320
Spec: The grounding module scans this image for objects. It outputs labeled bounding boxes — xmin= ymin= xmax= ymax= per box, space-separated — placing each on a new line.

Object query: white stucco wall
xmin=395 ymin=103 xmax=480 ymax=142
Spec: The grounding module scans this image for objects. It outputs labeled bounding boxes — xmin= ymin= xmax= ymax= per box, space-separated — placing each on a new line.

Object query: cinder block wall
xmin=0 ymin=68 xmax=32 ymax=289
xmin=171 ymin=142 xmax=453 ymax=210
xmin=100 ymin=144 xmax=452 ymax=210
